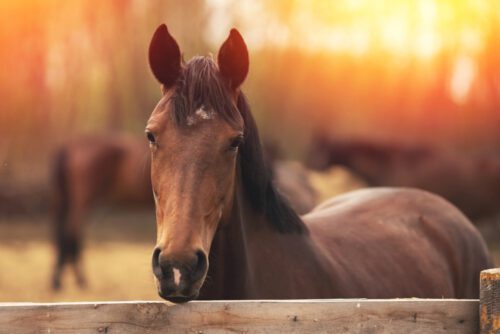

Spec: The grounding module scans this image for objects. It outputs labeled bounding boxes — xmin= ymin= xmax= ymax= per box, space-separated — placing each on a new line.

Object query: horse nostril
xmin=152 ymin=247 xmax=163 ymax=278
xmin=191 ymin=250 xmax=208 ymax=281
xmin=152 ymin=247 xmax=207 ymax=283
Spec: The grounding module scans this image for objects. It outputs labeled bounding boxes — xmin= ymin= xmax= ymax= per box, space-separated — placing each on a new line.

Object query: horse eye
xmin=229 ymin=135 xmax=244 ymax=150
xmin=146 ymin=131 xmax=156 ymax=144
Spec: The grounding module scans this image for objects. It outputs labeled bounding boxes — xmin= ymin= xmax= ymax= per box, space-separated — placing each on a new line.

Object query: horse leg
xmin=66 ymin=196 xmax=89 ymax=289
xmin=52 ymin=221 xmax=68 ymax=290
xmin=53 ymin=213 xmax=86 ymax=290
xmin=53 ymin=211 xmax=83 ymax=290
xmin=73 ymin=256 xmax=87 ymax=288
xmin=52 ymin=148 xmax=69 ymax=291
xmin=51 ymin=254 xmax=65 ymax=291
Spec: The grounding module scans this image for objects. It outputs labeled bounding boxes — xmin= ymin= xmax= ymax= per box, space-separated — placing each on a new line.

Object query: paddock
xmin=0 ymin=269 xmax=498 ymax=334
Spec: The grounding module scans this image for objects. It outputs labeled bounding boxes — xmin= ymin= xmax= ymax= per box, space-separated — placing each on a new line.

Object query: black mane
xmin=236 ymin=94 xmax=307 ymax=234
xmin=170 ymin=56 xmax=307 ymax=234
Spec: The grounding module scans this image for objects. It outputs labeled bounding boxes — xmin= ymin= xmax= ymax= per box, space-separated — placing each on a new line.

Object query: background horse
xmin=51 ymin=134 xmax=152 ymax=289
xmin=145 ymin=24 xmax=492 ymax=302
xmin=306 ymin=135 xmax=500 ymax=221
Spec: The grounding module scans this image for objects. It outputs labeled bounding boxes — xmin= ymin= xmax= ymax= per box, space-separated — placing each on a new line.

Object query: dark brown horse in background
xmin=51 ymin=134 xmax=152 ymax=289
xmin=307 ymin=134 xmax=500 ymax=221
xmin=146 ymin=24 xmax=492 ymax=303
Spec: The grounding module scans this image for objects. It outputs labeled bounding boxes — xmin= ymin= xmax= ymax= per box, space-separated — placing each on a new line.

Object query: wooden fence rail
xmin=0 ymin=299 xmax=480 ymax=334
xmin=0 ymin=268 xmax=497 ymax=334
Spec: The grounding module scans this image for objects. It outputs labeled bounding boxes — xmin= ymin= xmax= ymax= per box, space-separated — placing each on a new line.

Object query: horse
xmin=145 ymin=24 xmax=492 ymax=303
xmin=51 ymin=133 xmax=153 ymax=290
xmin=306 ymin=135 xmax=500 ymax=221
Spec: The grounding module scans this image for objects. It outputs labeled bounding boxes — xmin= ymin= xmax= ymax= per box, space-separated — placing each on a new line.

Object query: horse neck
xmin=198 ymin=186 xmax=254 ymax=299
xmin=199 ymin=182 xmax=331 ymax=300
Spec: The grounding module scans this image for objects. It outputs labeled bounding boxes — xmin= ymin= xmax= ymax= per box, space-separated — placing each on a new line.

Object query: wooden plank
xmin=480 ymin=268 xmax=500 ymax=334
xmin=0 ymin=299 xmax=478 ymax=334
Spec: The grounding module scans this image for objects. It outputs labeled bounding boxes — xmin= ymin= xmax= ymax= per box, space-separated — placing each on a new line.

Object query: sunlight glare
xmin=211 ymin=0 xmax=488 ymax=63
xmin=450 ymin=55 xmax=476 ymax=104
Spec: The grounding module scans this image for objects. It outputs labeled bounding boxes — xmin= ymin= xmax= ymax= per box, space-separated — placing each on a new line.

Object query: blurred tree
xmin=1 ymin=0 xmax=500 ymax=184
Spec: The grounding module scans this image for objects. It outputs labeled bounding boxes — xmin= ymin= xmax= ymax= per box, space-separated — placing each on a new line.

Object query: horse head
xmin=146 ymin=24 xmax=248 ymax=302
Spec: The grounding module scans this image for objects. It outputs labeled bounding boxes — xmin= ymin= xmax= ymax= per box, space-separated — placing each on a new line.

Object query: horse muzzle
xmin=152 ymin=247 xmax=208 ymax=303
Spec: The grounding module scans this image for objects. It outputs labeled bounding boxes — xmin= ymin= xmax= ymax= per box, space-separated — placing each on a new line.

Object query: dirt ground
xmin=0 ymin=210 xmax=499 ymax=302
xmin=0 ymin=210 xmax=161 ymax=302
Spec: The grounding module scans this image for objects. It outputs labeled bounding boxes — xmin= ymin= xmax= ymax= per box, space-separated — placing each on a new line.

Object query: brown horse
xmin=51 ymin=134 xmax=152 ymax=290
xmin=306 ymin=135 xmax=500 ymax=220
xmin=146 ymin=24 xmax=492 ymax=303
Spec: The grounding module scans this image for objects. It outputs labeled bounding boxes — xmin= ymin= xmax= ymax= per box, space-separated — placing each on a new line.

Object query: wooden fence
xmin=0 ymin=268 xmax=498 ymax=334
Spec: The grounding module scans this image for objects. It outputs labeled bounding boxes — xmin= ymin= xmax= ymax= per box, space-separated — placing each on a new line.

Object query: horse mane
xmin=236 ymin=94 xmax=307 ymax=234
xmin=170 ymin=56 xmax=307 ymax=234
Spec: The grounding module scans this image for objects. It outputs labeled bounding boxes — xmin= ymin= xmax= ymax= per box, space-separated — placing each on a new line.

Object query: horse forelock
xmin=169 ymin=56 xmax=240 ymax=128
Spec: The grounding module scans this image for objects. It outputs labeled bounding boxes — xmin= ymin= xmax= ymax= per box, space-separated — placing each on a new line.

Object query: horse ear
xmin=148 ymin=24 xmax=181 ymax=89
xmin=218 ymin=29 xmax=249 ymax=90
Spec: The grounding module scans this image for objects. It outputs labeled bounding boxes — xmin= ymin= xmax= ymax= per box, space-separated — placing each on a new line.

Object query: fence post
xmin=480 ymin=268 xmax=500 ymax=334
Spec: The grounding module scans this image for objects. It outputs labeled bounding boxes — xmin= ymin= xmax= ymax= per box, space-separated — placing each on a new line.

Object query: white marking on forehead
xmin=196 ymin=108 xmax=214 ymax=119
xmin=187 ymin=106 xmax=216 ymax=126
xmin=173 ymin=268 xmax=181 ymax=287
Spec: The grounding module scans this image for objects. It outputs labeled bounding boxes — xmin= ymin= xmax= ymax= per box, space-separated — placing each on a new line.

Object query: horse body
xmin=199 ymin=186 xmax=491 ymax=300
xmin=308 ymin=187 xmax=491 ymax=298
xmin=146 ymin=24 xmax=492 ymax=302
